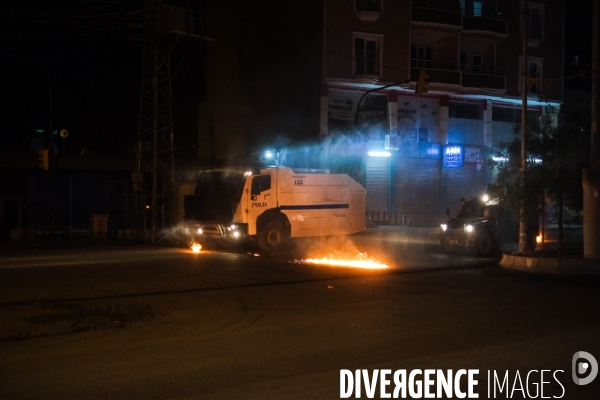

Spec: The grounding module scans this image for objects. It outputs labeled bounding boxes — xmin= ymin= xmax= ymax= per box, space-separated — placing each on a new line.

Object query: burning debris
xmin=295 ymin=237 xmax=389 ymax=269
xmin=190 ymin=242 xmax=202 ymax=253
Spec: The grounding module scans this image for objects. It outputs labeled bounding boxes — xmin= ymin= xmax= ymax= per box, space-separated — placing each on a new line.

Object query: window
xmin=251 ymin=175 xmax=271 ymax=199
xmin=461 ymin=0 xmax=484 ymax=17
xmin=492 ymin=106 xmax=540 ymax=123
xmin=472 ymin=55 xmax=482 ymax=74
xmin=523 ymin=2 xmax=544 ymax=42
xmin=354 ymin=34 xmax=383 ymax=76
xmin=519 ymin=56 xmax=543 ymax=94
xmin=356 ymin=0 xmax=381 ymax=12
xmin=411 ymin=46 xmax=433 ymax=68
xmin=528 ymin=61 xmax=540 ymax=93
xmin=460 ymin=53 xmax=468 ymax=72
xmin=492 ymin=106 xmax=518 ymax=123
xmin=449 ymin=102 xmax=482 ymax=120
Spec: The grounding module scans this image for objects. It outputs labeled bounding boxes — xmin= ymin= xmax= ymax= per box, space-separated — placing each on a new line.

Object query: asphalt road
xmin=0 ymin=227 xmax=598 ymax=399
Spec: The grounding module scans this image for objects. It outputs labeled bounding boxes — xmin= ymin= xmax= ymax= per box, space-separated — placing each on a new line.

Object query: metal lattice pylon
xmin=134 ymin=4 xmax=177 ymax=243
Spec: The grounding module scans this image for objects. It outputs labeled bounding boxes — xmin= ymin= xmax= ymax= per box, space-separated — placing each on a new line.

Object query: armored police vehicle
xmin=183 ymin=166 xmax=366 ymax=252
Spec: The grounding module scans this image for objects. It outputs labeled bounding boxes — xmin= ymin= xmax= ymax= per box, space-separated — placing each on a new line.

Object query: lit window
xmin=473 ymin=1 xmax=482 ymax=16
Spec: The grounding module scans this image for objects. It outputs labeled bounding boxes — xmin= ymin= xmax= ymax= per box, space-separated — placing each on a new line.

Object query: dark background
xmin=0 ymin=0 xmax=594 ymax=158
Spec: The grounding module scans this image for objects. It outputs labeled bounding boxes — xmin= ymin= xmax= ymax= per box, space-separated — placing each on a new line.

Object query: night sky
xmin=0 ymin=0 xmax=594 ymax=158
xmin=1 ymin=1 xmax=150 ymax=157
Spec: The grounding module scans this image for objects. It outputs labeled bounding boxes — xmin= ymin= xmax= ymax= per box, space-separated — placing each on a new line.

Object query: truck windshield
xmin=184 ymin=170 xmax=246 ymax=221
xmin=456 ymin=199 xmax=483 ymax=218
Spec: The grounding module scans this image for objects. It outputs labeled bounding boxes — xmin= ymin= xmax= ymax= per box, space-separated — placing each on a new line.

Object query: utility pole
xmin=519 ymin=4 xmax=529 ymax=253
xmin=131 ymin=2 xmax=212 ymax=243
xmin=583 ymin=0 xmax=600 ymax=260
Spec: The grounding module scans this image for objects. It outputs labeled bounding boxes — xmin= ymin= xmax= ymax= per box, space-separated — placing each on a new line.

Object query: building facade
xmin=321 ymin=0 xmax=564 ymax=226
xmin=198 ymin=0 xmax=564 ymax=227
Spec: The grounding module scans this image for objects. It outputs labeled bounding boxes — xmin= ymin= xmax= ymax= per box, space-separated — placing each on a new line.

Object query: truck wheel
xmin=258 ymin=221 xmax=287 ymax=252
xmin=476 ymin=231 xmax=494 ymax=256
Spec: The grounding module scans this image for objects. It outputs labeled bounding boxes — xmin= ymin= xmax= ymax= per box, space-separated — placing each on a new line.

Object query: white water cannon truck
xmin=183 ymin=166 xmax=367 ymax=251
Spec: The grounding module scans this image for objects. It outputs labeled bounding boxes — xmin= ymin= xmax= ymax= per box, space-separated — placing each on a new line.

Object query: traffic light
xmin=416 ymin=69 xmax=429 ymax=94
xmin=38 ymin=149 xmax=49 ymax=170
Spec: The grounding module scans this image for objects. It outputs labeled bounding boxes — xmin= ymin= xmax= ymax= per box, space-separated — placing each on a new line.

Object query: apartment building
xmin=321 ymin=0 xmax=564 ymax=226
xmin=198 ymin=0 xmax=564 ymax=226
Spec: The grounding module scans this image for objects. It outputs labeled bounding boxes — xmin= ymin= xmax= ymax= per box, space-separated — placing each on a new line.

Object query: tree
xmin=493 ymin=112 xmax=588 ymax=253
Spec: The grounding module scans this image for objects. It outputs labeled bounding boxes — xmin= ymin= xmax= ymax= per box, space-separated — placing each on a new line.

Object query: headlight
xmin=465 ymin=224 xmax=474 ymax=233
xmin=440 ymin=224 xmax=447 ymax=232
xmin=233 ymin=231 xmax=240 ymax=238
xmin=197 ymin=227 xmax=203 ymax=235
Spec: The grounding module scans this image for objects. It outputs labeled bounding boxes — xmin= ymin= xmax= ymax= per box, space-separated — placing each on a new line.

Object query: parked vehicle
xmin=183 ymin=166 xmax=366 ymax=252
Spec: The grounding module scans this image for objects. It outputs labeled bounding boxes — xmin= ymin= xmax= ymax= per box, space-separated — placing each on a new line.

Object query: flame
xmin=536 ymin=235 xmax=543 ymax=244
xmin=301 ymin=252 xmax=388 ymax=269
xmin=295 ymin=239 xmax=389 ymax=269
xmin=190 ymin=242 xmax=202 ymax=253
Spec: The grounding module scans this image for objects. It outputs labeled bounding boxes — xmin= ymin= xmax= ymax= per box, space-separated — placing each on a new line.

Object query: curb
xmin=500 ymin=253 xmax=600 ymax=275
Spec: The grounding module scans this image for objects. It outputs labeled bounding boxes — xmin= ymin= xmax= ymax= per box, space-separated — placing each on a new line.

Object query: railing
xmin=411 ymin=60 xmax=505 ymax=76
xmin=461 ymin=3 xmax=502 ymax=19
xmin=462 ymin=73 xmax=506 ymax=91
xmin=460 ymin=64 xmax=505 ymax=76
xmin=412 ymin=0 xmax=460 ymax=12
xmin=409 ymin=61 xmax=506 ymax=90
xmin=411 ymin=59 xmax=459 ymax=71
xmin=410 ymin=67 xmax=462 ymax=86
xmin=410 ymin=58 xmax=505 ymax=76
xmin=411 ymin=6 xmax=462 ymax=26
xmin=463 ymin=15 xmax=507 ymax=35
xmin=413 ymin=1 xmax=507 ymax=22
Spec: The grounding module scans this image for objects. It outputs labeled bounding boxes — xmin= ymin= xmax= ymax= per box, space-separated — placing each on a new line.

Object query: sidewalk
xmin=369 ymin=224 xmax=600 ymax=276
xmin=499 ymin=253 xmax=600 ymax=275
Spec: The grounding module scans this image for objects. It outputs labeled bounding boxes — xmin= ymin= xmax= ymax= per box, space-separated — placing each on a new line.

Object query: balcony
xmin=412 ymin=7 xmax=462 ymax=27
xmin=412 ymin=0 xmax=460 ymax=12
xmin=410 ymin=61 xmax=462 ymax=86
xmin=462 ymin=15 xmax=508 ymax=37
xmin=356 ymin=0 xmax=381 ymax=21
xmin=461 ymin=65 xmax=506 ymax=91
xmin=409 ymin=61 xmax=506 ymax=91
xmin=356 ymin=10 xmax=381 ymax=22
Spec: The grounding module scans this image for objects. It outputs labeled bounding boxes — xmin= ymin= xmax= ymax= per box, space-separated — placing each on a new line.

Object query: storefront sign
xmin=443 ymin=145 xmax=463 ymax=168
